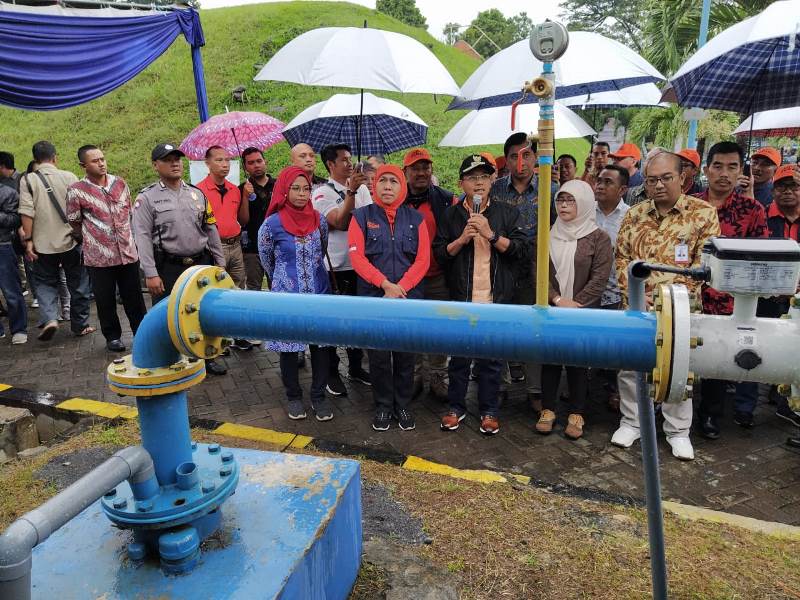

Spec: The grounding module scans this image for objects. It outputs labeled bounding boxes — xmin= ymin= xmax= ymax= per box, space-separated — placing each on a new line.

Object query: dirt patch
xmin=34 ymin=446 xmax=118 ymax=491
xmin=362 ymin=480 xmax=430 ymax=545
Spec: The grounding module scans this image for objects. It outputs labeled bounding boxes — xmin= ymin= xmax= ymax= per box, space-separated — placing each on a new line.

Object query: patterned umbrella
xmin=179 ymin=111 xmax=285 ymax=160
xmin=282 ymin=93 xmax=427 ymax=156
xmin=734 ymin=108 xmax=800 ymax=138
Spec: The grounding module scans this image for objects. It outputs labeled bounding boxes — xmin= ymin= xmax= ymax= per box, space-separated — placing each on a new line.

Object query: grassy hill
xmin=0 ymin=1 xmax=589 ymax=192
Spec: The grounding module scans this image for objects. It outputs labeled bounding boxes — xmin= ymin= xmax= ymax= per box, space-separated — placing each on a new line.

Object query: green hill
xmin=0 ymin=1 xmax=589 ymax=192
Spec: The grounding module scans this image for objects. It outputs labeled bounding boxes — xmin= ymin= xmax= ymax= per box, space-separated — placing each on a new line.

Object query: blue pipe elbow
xmin=132 ymin=298 xmax=180 ymax=369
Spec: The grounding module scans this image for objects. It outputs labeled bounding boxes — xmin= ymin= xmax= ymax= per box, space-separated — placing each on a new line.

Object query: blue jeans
xmin=448 ymin=356 xmax=502 ymax=417
xmin=0 ymin=243 xmax=27 ymax=336
xmin=32 ymin=247 xmax=91 ymax=333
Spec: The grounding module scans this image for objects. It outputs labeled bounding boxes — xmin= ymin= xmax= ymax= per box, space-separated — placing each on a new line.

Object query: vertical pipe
xmin=535 ymin=62 xmax=555 ymax=306
xmin=686 ymin=0 xmax=712 ymax=149
xmin=136 ymin=392 xmax=193 ymax=486
xmin=628 ymin=263 xmax=668 ymax=600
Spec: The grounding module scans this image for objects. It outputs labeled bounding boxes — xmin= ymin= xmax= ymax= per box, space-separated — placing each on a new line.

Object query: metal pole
xmin=686 ymin=0 xmax=712 ymax=149
xmin=535 ymin=62 xmax=555 ymax=306
xmin=627 ymin=261 xmax=668 ymax=600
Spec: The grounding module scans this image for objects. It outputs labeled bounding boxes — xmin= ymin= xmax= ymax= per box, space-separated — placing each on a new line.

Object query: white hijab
xmin=549 ymin=179 xmax=598 ymax=301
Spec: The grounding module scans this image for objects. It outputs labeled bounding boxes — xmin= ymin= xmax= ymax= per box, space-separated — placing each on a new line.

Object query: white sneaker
xmin=667 ymin=436 xmax=695 ymax=461
xmin=11 ymin=332 xmax=28 ymax=345
xmin=611 ymin=424 xmax=640 ymax=448
xmin=31 ymin=299 xmax=39 ymax=308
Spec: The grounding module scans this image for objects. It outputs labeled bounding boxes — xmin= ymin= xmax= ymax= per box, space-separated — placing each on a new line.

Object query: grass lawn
xmin=0 ymin=1 xmax=588 ymax=193
xmin=3 ymin=420 xmax=799 ymax=600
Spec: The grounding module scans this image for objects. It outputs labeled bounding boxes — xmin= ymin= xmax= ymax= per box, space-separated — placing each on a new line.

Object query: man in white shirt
xmin=312 ymin=143 xmax=371 ymax=396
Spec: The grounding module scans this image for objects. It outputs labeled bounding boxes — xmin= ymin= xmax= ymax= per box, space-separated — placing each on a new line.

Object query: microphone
xmin=472 ymin=194 xmax=482 ymax=215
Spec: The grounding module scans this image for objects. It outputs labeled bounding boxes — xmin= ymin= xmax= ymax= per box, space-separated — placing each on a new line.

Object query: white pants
xmin=618 ymin=370 xmax=692 ymax=438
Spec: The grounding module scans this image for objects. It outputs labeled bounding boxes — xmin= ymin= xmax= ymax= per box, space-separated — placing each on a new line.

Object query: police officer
xmin=132 ymin=143 xmax=228 ymax=375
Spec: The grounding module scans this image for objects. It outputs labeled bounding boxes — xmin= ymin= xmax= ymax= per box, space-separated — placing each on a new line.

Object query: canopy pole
xmin=357 ymin=89 xmax=364 ymax=161
xmin=686 ymin=0 xmax=712 ymax=149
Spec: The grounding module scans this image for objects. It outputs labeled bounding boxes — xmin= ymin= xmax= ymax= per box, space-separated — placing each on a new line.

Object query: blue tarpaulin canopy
xmin=0 ymin=2 xmax=209 ymax=121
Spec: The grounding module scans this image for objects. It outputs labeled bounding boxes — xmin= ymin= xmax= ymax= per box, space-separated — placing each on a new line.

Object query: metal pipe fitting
xmin=132 ymin=299 xmax=180 ymax=369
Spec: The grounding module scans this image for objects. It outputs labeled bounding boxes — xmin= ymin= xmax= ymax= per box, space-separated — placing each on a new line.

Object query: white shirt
xmin=595 ymin=199 xmax=630 ymax=306
xmin=312 ymin=178 xmax=372 ymax=271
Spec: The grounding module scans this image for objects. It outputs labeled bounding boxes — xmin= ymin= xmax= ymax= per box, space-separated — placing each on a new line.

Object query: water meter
xmin=529 ymin=20 xmax=569 ymax=62
xmin=702 ymin=237 xmax=800 ymax=295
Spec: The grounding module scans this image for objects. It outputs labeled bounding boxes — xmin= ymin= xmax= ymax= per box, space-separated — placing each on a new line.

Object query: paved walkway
xmin=2 ymin=299 xmax=800 ymax=525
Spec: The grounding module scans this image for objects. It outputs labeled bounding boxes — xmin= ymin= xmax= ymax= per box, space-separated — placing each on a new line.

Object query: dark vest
xmin=353 ymin=203 xmax=424 ymax=299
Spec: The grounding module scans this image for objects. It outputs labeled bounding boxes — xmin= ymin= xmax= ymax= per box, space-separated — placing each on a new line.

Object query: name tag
xmin=675 ymin=243 xmax=689 ymax=264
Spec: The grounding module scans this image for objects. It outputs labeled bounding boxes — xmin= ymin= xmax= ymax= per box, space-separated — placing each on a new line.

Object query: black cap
xmin=151 ymin=143 xmax=185 ymax=161
xmin=459 ymin=154 xmax=495 ymax=178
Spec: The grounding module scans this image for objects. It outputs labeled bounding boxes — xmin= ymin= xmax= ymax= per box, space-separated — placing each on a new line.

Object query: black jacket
xmin=405 ymin=184 xmax=454 ymax=228
xmin=433 ymin=200 xmax=529 ymax=304
xmin=0 ymin=184 xmax=20 ymax=245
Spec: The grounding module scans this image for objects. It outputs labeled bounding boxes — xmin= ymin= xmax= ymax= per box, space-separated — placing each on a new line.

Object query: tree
xmin=376 ymin=0 xmax=427 ymax=30
xmin=560 ymin=0 xmax=647 ymax=53
xmin=443 ymin=22 xmax=461 ymax=45
xmin=463 ymin=9 xmax=514 ymax=58
xmin=508 ymin=11 xmax=534 ymax=43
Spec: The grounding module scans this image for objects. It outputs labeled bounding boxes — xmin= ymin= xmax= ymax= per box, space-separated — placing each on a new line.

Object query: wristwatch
xmin=488 ymin=231 xmax=500 ymax=245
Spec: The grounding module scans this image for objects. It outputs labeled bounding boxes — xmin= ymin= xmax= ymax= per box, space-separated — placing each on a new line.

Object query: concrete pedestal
xmin=30 ymin=449 xmax=362 ymax=599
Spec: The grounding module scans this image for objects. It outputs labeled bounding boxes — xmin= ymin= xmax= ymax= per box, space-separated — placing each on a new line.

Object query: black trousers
xmin=367 ymin=349 xmax=415 ymax=412
xmin=152 ymin=252 xmax=212 ymax=305
xmin=87 ymin=262 xmax=147 ymax=341
xmin=328 ymin=269 xmax=364 ymax=374
xmin=542 ymin=364 xmax=588 ymax=415
xmin=280 ymin=345 xmax=328 ymax=403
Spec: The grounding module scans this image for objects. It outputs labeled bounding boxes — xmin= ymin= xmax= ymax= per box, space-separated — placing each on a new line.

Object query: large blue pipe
xmin=132 ymin=299 xmax=180 ymax=369
xmin=199 ymin=290 xmax=657 ymax=371
xmin=137 ymin=392 xmax=193 ymax=486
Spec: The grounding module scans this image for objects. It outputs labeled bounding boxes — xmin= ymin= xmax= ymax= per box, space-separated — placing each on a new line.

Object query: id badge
xmin=675 ymin=242 xmax=689 ymax=264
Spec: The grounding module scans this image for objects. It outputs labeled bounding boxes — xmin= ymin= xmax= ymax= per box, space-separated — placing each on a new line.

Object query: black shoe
xmin=699 ymin=415 xmax=720 ymax=440
xmin=787 ymin=436 xmax=800 ymax=449
xmin=348 ymin=367 xmax=372 ymax=386
xmin=205 ymin=359 xmax=227 ymax=376
xmin=297 ymin=352 xmax=306 ymax=369
xmin=287 ymin=399 xmax=307 ymax=420
xmin=776 ymin=405 xmax=800 ymax=427
xmin=106 ymin=339 xmax=126 ymax=352
xmin=508 ymin=363 xmax=526 ymax=382
xmin=372 ymin=411 xmax=391 ymax=431
xmin=733 ymin=410 xmax=754 ymax=428
xmin=312 ymin=398 xmax=334 ymax=421
xmin=325 ymin=373 xmax=347 ymax=396
xmin=395 ymin=408 xmax=416 ymax=431
xmin=232 ymin=338 xmax=253 ymax=351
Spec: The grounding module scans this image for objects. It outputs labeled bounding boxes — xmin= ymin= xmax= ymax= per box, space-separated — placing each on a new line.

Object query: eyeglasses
xmin=289 ymin=186 xmax=311 ymax=193
xmin=555 ymin=197 xmax=576 ymax=205
xmin=774 ymin=182 xmax=799 ymax=192
xmin=463 ymin=173 xmax=492 ymax=183
xmin=644 ymin=174 xmax=676 ymax=186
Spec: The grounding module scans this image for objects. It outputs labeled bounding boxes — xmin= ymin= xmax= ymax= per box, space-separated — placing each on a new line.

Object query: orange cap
xmin=773 ymin=164 xmax=796 ymax=183
xmin=609 ymin=142 xmax=642 ymax=162
xmin=479 ymin=152 xmax=497 ymax=167
xmin=752 ymin=146 xmax=781 ymax=167
xmin=403 ymin=148 xmax=432 ymax=168
xmin=495 ymin=156 xmax=506 ymax=170
xmin=676 ymin=148 xmax=701 ymax=169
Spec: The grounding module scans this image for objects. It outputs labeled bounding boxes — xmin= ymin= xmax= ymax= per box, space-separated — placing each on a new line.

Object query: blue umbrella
xmin=282 ymin=92 xmax=428 ymax=156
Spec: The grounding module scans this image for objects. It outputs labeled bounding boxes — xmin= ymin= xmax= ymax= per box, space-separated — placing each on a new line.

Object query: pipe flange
xmin=652 ymin=284 xmax=692 ymax=404
xmin=107 ymin=355 xmax=205 ymax=397
xmin=167 ymin=265 xmax=236 ymax=360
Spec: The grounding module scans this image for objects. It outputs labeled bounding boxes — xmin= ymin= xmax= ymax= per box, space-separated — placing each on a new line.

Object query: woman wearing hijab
xmin=535 ymin=179 xmax=612 ymax=440
xmin=347 ymin=165 xmax=430 ymax=432
xmin=258 ymin=166 xmax=332 ymax=422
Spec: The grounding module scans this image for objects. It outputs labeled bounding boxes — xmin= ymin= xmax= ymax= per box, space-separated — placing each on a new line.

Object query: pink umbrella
xmin=179 ymin=111 xmax=286 ymax=159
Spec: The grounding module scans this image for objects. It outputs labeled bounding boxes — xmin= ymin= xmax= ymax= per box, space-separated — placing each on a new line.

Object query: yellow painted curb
xmin=0 ymin=383 xmax=12 ymax=392
xmin=663 ymin=501 xmax=800 ymax=540
xmin=57 ymin=398 xmax=138 ymax=420
xmin=402 ymin=455 xmax=508 ymax=484
xmin=212 ymin=422 xmax=313 ymax=449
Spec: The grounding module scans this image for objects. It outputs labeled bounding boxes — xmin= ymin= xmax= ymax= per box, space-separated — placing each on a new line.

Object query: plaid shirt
xmin=694 ymin=190 xmax=767 ymax=315
xmin=490 ymin=174 xmax=558 ymax=240
xmin=616 ymin=194 xmax=720 ymax=306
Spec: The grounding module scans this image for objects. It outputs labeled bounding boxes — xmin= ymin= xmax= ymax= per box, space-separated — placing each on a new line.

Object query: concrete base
xmin=30 ymin=449 xmax=362 ymax=599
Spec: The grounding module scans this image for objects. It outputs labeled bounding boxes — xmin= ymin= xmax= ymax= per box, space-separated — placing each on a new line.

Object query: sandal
xmin=75 ymin=326 xmax=96 ymax=337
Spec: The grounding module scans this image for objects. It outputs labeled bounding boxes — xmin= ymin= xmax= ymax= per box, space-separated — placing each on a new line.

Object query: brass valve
xmin=529 ymin=76 xmax=554 ymax=98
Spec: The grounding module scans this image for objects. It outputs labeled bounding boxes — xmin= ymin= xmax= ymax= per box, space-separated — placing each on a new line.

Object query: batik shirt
xmin=616 ymin=194 xmax=720 ymax=306
xmin=694 ymin=190 xmax=767 ymax=315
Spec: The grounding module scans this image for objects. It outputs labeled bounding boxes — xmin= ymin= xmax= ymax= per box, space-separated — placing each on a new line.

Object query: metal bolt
xmin=655 ymin=334 xmax=663 ymax=347
xmin=113 ymin=498 xmax=128 ymax=509
xmin=791 ymin=296 xmax=800 ymax=308
xmin=695 ymin=337 xmax=703 ymax=347
xmin=197 ymin=276 xmax=210 ymax=288
xmin=137 ymin=369 xmax=152 ymax=376
xmin=220 ymin=466 xmax=233 ymax=477
xmin=112 ymin=358 xmax=125 ymax=365
xmin=655 ymin=299 xmax=663 ymax=311
xmin=184 ymin=303 xmax=197 ymax=313
xmin=690 ymin=337 xmax=699 ymax=349
xmin=114 ymin=367 xmax=126 ymax=373
xmin=215 ymin=271 xmax=228 ymax=281
xmin=170 ymin=364 xmax=185 ymax=372
xmin=188 ymin=332 xmax=203 ymax=343
xmin=208 ymin=443 xmax=220 ymax=454
xmin=221 ymin=451 xmax=233 ymax=463
xmin=205 ymin=345 xmax=217 ymax=357
xmin=136 ymin=500 xmax=153 ymax=513
xmin=687 ymin=371 xmax=695 ymax=384
xmin=202 ymin=481 xmax=216 ymax=493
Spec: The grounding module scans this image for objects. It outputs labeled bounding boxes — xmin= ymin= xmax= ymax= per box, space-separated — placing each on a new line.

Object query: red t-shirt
xmin=196 ymin=176 xmax=241 ymax=239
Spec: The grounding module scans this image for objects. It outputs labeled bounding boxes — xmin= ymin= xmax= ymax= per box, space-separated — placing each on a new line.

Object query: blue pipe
xmin=132 ymin=299 xmax=181 ymax=369
xmin=136 ymin=392 xmax=193 ymax=486
xmin=199 ymin=290 xmax=657 ymax=371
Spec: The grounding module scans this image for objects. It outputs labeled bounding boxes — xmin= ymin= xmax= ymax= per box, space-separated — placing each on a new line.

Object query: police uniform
xmin=132 ymin=150 xmax=225 ymax=305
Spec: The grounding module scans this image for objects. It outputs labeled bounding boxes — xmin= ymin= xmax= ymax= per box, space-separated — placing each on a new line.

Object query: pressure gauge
xmin=529 ymin=20 xmax=569 ymax=62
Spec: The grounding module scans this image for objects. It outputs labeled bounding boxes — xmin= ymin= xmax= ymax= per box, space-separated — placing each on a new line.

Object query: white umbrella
xmin=734 ymin=108 xmax=800 ymax=138
xmin=560 ymin=83 xmax=668 ymax=109
xmin=439 ymin=103 xmax=595 ymax=147
xmin=254 ymin=27 xmax=460 ymax=96
xmin=449 ymin=31 xmax=665 ymax=111
xmin=282 ymin=92 xmax=428 ymax=155
xmin=661 ymin=0 xmax=800 ymax=114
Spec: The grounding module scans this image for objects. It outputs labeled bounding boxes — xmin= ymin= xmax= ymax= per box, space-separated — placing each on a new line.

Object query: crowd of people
xmin=1 ymin=133 xmax=799 ymax=461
